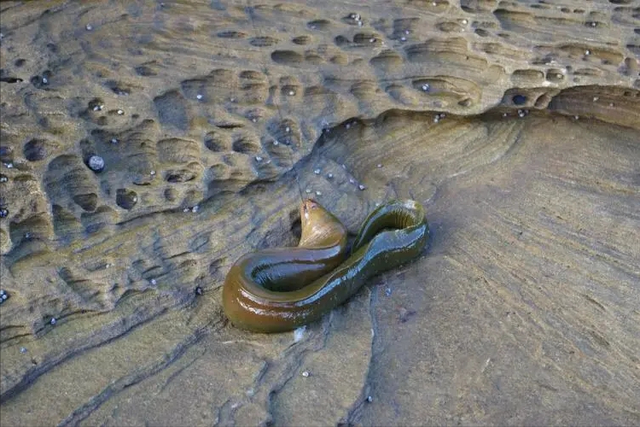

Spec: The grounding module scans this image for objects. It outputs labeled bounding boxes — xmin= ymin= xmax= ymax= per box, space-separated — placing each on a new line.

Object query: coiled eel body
xmin=222 ymin=199 xmax=429 ymax=333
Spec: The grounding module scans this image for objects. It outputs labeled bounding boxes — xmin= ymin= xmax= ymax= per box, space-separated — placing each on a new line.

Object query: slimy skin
xmin=222 ymin=199 xmax=430 ymax=333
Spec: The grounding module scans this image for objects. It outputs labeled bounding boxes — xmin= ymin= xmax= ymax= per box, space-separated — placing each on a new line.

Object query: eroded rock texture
xmin=0 ymin=1 xmax=639 ymax=425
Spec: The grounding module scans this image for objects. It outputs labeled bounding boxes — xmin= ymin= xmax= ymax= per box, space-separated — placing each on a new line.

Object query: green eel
xmin=222 ymin=199 xmax=430 ymax=333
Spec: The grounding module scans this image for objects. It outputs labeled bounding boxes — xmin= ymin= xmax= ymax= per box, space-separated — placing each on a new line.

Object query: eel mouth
xmin=301 ymin=198 xmax=319 ymax=219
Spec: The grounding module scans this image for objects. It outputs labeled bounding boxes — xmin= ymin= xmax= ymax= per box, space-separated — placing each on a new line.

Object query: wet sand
xmin=1 ymin=1 xmax=639 ymax=426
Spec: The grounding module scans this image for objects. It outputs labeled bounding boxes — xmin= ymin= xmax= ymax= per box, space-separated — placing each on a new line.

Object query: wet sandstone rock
xmin=0 ymin=1 xmax=638 ymax=425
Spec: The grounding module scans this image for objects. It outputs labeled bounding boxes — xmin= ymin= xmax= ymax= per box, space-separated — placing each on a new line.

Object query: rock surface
xmin=0 ymin=0 xmax=639 ymax=425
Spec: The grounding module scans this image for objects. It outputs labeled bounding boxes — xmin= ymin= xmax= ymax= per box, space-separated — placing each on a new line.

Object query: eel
xmin=222 ymin=199 xmax=430 ymax=333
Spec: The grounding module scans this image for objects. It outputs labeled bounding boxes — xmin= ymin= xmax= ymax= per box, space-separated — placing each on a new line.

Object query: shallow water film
xmin=0 ymin=1 xmax=639 ymax=425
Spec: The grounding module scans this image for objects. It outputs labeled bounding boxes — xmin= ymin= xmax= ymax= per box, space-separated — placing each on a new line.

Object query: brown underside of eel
xmin=222 ymin=199 xmax=430 ymax=333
